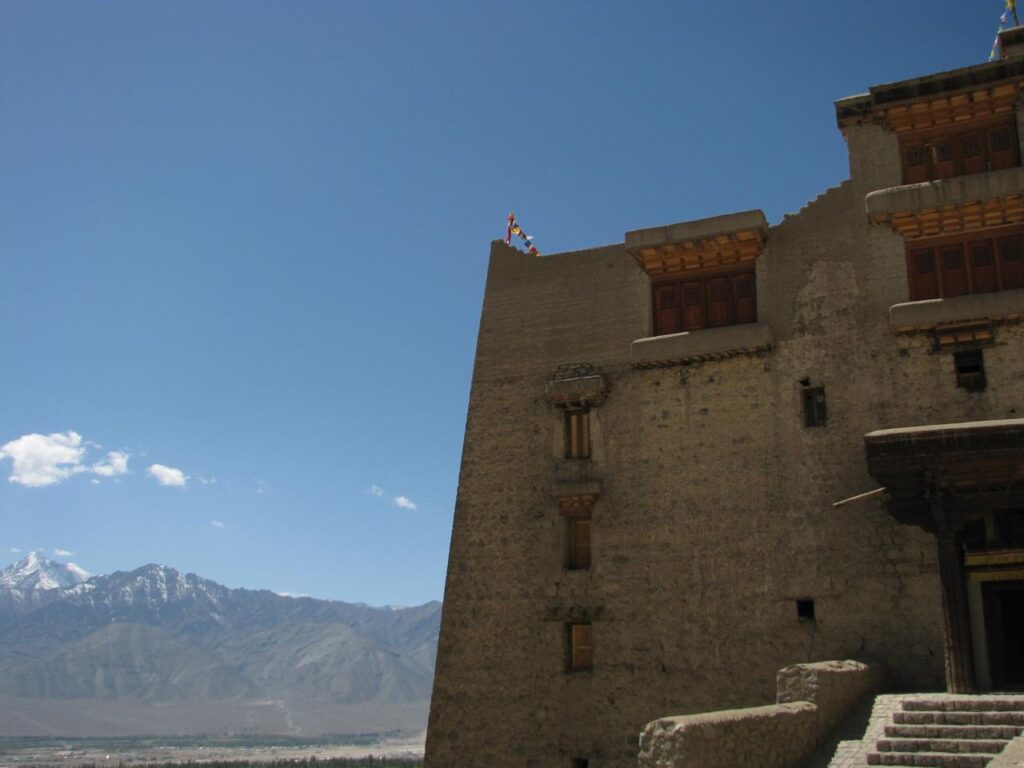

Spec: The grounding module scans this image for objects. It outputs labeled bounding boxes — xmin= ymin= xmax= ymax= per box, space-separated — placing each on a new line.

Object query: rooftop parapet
xmin=625 ymin=209 xmax=768 ymax=278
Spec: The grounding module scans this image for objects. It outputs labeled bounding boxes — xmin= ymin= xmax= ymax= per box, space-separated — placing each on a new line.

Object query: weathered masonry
xmin=425 ymin=28 xmax=1024 ymax=768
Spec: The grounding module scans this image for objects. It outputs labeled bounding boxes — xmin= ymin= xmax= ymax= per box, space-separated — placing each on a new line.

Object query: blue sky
xmin=0 ymin=1 xmax=1008 ymax=605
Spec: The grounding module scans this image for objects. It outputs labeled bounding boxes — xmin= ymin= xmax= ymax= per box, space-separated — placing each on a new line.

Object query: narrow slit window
xmin=565 ymin=409 xmax=591 ymax=459
xmin=802 ymin=386 xmax=827 ymax=428
xmin=571 ymin=759 xmax=590 ymax=768
xmin=954 ymin=349 xmax=986 ymax=392
xmin=796 ymin=599 xmax=815 ymax=621
xmin=567 ymin=517 xmax=591 ymax=571
xmin=568 ymin=623 xmax=593 ymax=671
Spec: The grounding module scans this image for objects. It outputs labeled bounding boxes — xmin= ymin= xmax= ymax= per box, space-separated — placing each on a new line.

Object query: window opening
xmin=651 ymin=269 xmax=755 ymax=336
xmin=571 ymin=759 xmax=590 ymax=768
xmin=900 ymin=118 xmax=1020 ymax=183
xmin=954 ymin=349 xmax=986 ymax=392
xmin=907 ymin=229 xmax=1024 ymax=300
xmin=565 ymin=409 xmax=591 ymax=459
xmin=567 ymin=517 xmax=591 ymax=571
xmin=802 ymin=385 xmax=827 ymax=428
xmin=995 ymin=510 xmax=1024 ymax=548
xmin=796 ymin=599 xmax=815 ymax=621
xmin=568 ymin=623 xmax=593 ymax=671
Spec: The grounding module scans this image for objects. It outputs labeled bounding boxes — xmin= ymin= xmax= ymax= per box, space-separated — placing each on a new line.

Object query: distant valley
xmin=0 ymin=553 xmax=440 ymax=738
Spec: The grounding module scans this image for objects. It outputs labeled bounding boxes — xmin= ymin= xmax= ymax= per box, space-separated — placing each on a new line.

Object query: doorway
xmin=984 ymin=581 xmax=1024 ymax=689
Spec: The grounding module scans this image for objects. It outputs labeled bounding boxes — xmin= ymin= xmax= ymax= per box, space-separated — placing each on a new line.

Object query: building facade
xmin=425 ymin=32 xmax=1024 ymax=768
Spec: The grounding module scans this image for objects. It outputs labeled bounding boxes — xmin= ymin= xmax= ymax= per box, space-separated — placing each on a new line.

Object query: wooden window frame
xmin=899 ymin=116 xmax=1020 ymax=184
xmin=651 ymin=266 xmax=756 ymax=337
xmin=906 ymin=226 xmax=1024 ymax=301
xmin=565 ymin=409 xmax=591 ymax=459
xmin=954 ymin=349 xmax=986 ymax=393
xmin=802 ymin=386 xmax=827 ymax=428
xmin=567 ymin=622 xmax=593 ymax=671
xmin=562 ymin=510 xmax=592 ymax=571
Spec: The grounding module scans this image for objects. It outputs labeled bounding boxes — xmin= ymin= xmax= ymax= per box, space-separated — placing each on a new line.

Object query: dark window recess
xmin=907 ymin=230 xmax=1024 ymax=300
xmin=961 ymin=518 xmax=988 ymax=550
xmin=571 ymin=760 xmax=590 ymax=768
xmin=954 ymin=350 xmax=986 ymax=392
xmin=565 ymin=410 xmax=591 ymax=459
xmin=995 ymin=510 xmax=1024 ymax=547
xmin=796 ymin=599 xmax=816 ymax=621
xmin=900 ymin=119 xmax=1020 ymax=183
xmin=802 ymin=386 xmax=828 ymax=428
xmin=568 ymin=623 xmax=593 ymax=671
xmin=567 ymin=517 xmax=591 ymax=571
xmin=652 ymin=270 xmax=756 ymax=336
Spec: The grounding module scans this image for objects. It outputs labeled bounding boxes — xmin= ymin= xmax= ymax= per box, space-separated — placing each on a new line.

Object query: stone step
xmin=894 ymin=711 xmax=1024 ymax=726
xmin=885 ymin=724 xmax=1024 ymax=740
xmin=867 ymin=752 xmax=993 ymax=767
xmin=877 ymin=738 xmax=1008 ymax=754
xmin=902 ymin=698 xmax=1024 ymax=712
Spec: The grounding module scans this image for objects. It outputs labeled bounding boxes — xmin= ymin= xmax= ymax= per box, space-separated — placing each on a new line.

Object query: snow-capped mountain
xmin=0 ymin=555 xmax=441 ymax=738
xmin=0 ymin=552 xmax=89 ymax=609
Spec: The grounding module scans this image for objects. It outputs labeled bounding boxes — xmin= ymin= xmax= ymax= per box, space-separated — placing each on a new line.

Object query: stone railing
xmin=637 ymin=660 xmax=880 ymax=768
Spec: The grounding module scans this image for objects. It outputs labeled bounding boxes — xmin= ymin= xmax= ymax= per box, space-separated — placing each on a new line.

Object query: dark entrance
xmin=984 ymin=581 xmax=1024 ymax=689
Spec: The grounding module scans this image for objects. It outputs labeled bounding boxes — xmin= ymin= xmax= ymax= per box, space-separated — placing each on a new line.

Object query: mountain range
xmin=0 ymin=552 xmax=440 ymax=737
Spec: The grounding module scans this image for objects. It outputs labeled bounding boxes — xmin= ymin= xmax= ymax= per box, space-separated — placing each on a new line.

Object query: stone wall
xmin=424 ymin=83 xmax=1024 ymax=768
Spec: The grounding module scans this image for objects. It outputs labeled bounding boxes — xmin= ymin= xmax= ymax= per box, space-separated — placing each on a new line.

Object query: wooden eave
xmin=864 ymin=419 xmax=1024 ymax=506
xmin=880 ymin=83 xmax=1023 ymax=135
xmin=836 ymin=58 xmax=1024 ymax=135
xmin=869 ymin=194 xmax=1024 ymax=239
xmin=629 ymin=228 xmax=766 ymax=278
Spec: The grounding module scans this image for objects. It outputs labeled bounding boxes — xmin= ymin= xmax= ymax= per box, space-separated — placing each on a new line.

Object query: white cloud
xmin=10 ymin=547 xmax=20 ymax=553
xmin=92 ymin=450 xmax=129 ymax=478
xmin=394 ymin=495 xmax=418 ymax=511
xmin=54 ymin=548 xmax=74 ymax=557
xmin=148 ymin=464 xmax=187 ymax=487
xmin=256 ymin=479 xmax=267 ymax=495
xmin=211 ymin=520 xmax=226 ymax=528
xmin=275 ymin=591 xmax=309 ymax=599
xmin=0 ymin=431 xmax=88 ymax=487
xmin=198 ymin=476 xmax=217 ymax=485
xmin=368 ymin=484 xmax=385 ymax=497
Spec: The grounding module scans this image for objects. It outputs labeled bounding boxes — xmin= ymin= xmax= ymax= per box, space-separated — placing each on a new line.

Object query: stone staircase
xmin=865 ymin=697 xmax=1024 ymax=767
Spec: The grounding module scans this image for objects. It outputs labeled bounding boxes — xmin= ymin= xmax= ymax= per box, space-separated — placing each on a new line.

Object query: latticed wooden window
xmin=652 ymin=269 xmax=755 ymax=335
xmin=565 ymin=410 xmax=591 ymax=459
xmin=971 ymin=242 xmax=997 ymax=293
xmin=962 ymin=133 xmax=984 ymax=159
xmin=910 ymin=248 xmax=938 ymax=300
xmin=907 ymin=228 xmax=1024 ymax=299
xmin=905 ymin=144 xmax=926 ymax=167
xmin=991 ymin=126 xmax=1013 ymax=153
xmin=915 ymin=250 xmax=935 ymax=272
xmin=1000 ymin=236 xmax=1024 ymax=289
xmin=940 ymin=245 xmax=967 ymax=297
xmin=900 ymin=119 xmax=1019 ymax=182
xmin=568 ymin=623 xmax=593 ymax=670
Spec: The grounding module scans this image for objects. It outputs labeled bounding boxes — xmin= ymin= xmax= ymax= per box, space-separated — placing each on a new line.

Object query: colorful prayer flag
xmin=502 ymin=213 xmax=542 ymax=257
